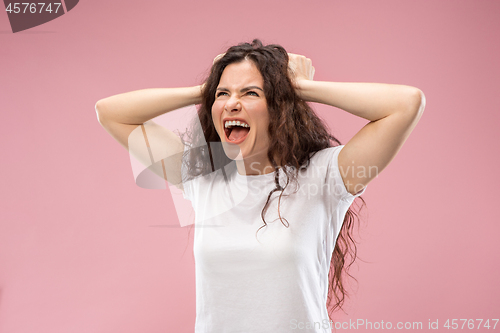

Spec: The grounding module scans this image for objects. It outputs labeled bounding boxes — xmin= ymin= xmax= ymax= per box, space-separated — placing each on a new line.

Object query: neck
xmin=236 ymin=157 xmax=276 ymax=176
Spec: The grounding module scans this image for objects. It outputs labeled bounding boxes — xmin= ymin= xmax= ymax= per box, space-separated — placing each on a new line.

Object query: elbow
xmin=400 ymin=87 xmax=425 ymax=121
xmin=95 ymin=99 xmax=109 ymax=126
xmin=409 ymin=88 xmax=426 ymax=116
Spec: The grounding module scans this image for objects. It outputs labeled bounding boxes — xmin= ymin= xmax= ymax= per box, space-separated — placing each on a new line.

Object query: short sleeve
xmin=304 ymin=145 xmax=368 ymax=235
xmin=330 ymin=145 xmax=367 ymax=201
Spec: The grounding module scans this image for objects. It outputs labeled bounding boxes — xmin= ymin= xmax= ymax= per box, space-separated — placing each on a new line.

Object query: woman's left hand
xmin=288 ymin=53 xmax=315 ymax=81
xmin=288 ymin=53 xmax=315 ymax=98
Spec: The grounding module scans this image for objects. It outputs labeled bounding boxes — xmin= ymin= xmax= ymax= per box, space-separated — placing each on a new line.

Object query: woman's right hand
xmin=213 ymin=53 xmax=225 ymax=64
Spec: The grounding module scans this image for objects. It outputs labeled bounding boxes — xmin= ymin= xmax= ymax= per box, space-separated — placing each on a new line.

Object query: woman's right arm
xmin=95 ymin=86 xmax=202 ymax=149
xmin=95 ymin=86 xmax=203 ymax=187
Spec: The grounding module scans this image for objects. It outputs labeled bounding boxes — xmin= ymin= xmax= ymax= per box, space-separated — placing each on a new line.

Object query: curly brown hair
xmin=182 ymin=39 xmax=367 ymax=317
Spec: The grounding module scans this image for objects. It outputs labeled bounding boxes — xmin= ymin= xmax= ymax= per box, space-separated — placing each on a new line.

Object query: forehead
xmin=218 ymin=59 xmax=264 ymax=88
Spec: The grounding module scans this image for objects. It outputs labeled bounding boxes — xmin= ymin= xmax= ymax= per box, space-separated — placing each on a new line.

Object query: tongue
xmin=229 ymin=127 xmax=250 ymax=141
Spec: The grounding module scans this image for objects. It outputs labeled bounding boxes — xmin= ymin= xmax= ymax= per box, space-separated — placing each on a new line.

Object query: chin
xmin=220 ymin=141 xmax=244 ymax=161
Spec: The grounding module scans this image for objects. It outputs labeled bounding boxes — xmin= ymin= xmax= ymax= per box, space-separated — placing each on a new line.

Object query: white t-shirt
xmin=182 ymin=145 xmax=367 ymax=333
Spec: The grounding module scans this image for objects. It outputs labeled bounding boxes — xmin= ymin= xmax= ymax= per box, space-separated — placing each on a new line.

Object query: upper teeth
xmin=224 ymin=120 xmax=250 ymax=128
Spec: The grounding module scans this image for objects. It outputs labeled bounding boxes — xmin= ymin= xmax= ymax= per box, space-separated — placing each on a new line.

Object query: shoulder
xmin=300 ymin=145 xmax=367 ymax=200
xmin=295 ymin=145 xmax=344 ymax=181
xmin=308 ymin=145 xmax=344 ymax=167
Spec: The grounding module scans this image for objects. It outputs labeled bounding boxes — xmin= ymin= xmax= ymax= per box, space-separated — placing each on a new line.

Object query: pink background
xmin=1 ymin=1 xmax=499 ymax=332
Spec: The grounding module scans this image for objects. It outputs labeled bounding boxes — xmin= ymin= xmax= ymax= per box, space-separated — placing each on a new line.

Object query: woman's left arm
xmin=290 ymin=54 xmax=426 ymax=195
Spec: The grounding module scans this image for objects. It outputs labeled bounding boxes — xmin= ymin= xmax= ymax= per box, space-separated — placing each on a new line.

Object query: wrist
xmin=189 ymin=85 xmax=203 ymax=105
xmin=295 ymin=79 xmax=315 ymax=102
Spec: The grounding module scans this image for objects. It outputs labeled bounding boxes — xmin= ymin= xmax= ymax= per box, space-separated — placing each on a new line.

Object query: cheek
xmin=256 ymin=107 xmax=270 ymax=132
xmin=212 ymin=100 xmax=224 ymax=116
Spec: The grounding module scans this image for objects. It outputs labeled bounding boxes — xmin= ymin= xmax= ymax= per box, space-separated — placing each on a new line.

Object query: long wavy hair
xmin=182 ymin=39 xmax=367 ymax=317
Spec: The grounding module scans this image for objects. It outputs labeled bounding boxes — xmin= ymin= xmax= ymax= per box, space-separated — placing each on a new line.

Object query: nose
xmin=224 ymin=95 xmax=241 ymax=113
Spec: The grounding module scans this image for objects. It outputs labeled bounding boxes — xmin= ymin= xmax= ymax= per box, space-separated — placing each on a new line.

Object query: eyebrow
xmin=216 ymin=86 xmax=264 ymax=93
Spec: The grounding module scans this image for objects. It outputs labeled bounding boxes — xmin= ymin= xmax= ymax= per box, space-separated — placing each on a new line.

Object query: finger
xmin=213 ymin=53 xmax=225 ymax=64
xmin=288 ymin=53 xmax=306 ymax=62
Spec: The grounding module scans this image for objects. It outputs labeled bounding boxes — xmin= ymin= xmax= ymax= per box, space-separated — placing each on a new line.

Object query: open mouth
xmin=224 ymin=120 xmax=250 ymax=144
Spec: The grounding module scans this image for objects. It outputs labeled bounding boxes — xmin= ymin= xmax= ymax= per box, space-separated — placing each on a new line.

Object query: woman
xmin=96 ymin=39 xmax=425 ymax=332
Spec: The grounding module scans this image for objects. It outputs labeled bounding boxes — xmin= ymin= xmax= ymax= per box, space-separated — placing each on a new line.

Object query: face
xmin=212 ymin=59 xmax=271 ymax=173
